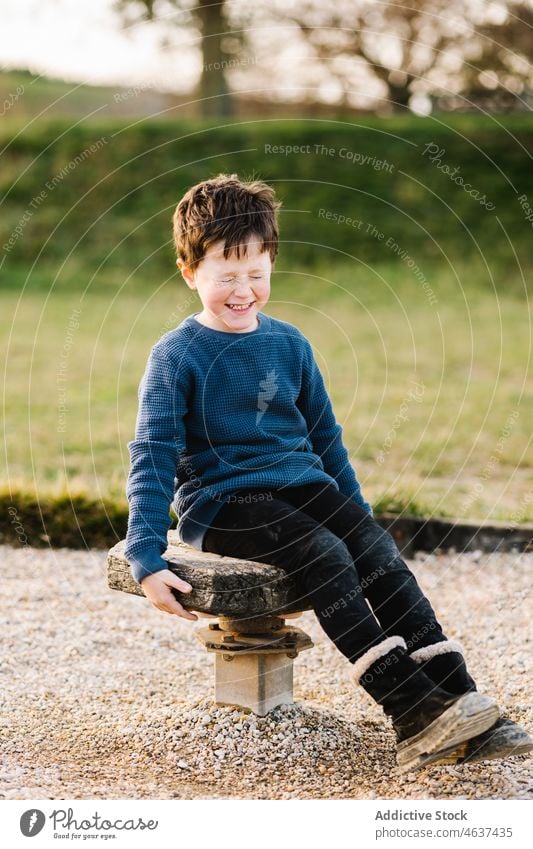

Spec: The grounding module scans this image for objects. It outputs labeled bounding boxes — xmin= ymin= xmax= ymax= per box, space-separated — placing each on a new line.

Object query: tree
xmin=458 ymin=1 xmax=533 ymax=109
xmin=249 ymin=0 xmax=533 ymax=113
xmin=113 ymin=0 xmax=533 ymax=115
xmin=113 ymin=0 xmax=245 ymax=117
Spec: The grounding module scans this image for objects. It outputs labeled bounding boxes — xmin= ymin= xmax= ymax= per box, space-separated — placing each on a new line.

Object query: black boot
xmin=410 ymin=640 xmax=533 ymax=764
xmin=410 ymin=639 xmax=477 ymax=695
xmin=351 ymin=636 xmax=499 ymax=773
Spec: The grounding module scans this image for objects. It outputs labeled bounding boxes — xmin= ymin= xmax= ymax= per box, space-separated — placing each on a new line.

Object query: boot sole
xmin=428 ymin=732 xmax=533 ymax=766
xmin=396 ymin=692 xmax=499 ymax=773
xmin=462 ymin=738 xmax=533 ymax=764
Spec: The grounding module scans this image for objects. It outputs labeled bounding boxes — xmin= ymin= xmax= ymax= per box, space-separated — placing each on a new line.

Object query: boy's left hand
xmin=140 ymin=568 xmax=199 ymax=621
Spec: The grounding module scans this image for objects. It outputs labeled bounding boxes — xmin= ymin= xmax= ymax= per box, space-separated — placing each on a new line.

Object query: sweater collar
xmin=186 ymin=312 xmax=271 ymax=337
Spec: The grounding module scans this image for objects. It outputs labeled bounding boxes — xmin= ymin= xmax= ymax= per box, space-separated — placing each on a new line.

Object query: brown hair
xmin=172 ymin=173 xmax=282 ymax=272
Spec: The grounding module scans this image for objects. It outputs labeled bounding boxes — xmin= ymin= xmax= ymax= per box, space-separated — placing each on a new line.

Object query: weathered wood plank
xmin=107 ymin=531 xmax=312 ymax=616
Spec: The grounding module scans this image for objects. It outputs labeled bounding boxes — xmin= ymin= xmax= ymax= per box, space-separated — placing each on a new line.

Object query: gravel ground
xmin=1 ymin=543 xmax=531 ymax=800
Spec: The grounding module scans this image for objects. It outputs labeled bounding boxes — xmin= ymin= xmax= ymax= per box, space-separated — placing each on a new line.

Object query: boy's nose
xmin=233 ymin=283 xmax=254 ymax=296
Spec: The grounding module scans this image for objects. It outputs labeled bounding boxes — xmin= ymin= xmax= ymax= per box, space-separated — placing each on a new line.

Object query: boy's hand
xmin=140 ymin=569 xmax=198 ymax=621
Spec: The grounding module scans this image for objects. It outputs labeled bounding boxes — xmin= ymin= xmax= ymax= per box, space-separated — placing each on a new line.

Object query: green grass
xmin=2 ymin=113 xmax=531 ymax=541
xmin=1 ymin=115 xmax=532 ymax=282
xmin=2 ymin=260 xmax=531 ymax=542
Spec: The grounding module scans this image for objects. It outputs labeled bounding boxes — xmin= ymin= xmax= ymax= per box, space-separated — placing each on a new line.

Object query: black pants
xmin=203 ymin=482 xmax=448 ymax=664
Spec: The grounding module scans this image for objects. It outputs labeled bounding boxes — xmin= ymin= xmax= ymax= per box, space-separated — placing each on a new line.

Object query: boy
xmin=125 ymin=173 xmax=532 ymax=772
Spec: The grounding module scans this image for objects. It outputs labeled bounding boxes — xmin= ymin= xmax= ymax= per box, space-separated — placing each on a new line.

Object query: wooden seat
xmin=107 ymin=530 xmax=314 ymax=715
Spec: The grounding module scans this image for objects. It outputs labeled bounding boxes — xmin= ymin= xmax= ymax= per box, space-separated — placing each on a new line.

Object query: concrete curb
xmin=378 ymin=514 xmax=533 ymax=559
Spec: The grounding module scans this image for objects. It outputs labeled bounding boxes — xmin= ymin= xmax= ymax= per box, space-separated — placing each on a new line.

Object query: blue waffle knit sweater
xmin=124 ymin=311 xmax=372 ymax=583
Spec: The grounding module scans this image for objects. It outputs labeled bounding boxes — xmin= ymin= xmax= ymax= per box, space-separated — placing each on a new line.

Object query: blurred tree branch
xmin=248 ymin=0 xmax=533 ymax=112
xmin=459 ymin=1 xmax=533 ymax=106
xmin=113 ymin=0 xmax=246 ymax=117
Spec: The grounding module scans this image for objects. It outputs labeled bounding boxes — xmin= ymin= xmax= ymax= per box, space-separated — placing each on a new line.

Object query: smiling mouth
xmin=225 ymin=301 xmax=255 ymax=311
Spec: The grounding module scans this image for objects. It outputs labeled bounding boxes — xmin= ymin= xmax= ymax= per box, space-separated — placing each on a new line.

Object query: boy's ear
xmin=176 ymin=257 xmax=195 ymax=287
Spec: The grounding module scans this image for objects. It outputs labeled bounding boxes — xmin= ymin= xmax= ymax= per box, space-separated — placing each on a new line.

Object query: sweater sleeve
xmin=124 ymin=345 xmax=189 ymax=584
xmin=297 ymin=338 xmax=373 ymax=517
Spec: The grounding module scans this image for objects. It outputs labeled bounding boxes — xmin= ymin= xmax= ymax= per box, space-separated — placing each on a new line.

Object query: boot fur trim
xmin=351 ymin=635 xmax=407 ymax=684
xmin=410 ymin=639 xmax=464 ymax=663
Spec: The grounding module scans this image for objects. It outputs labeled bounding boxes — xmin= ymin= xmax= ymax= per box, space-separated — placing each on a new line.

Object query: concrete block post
xmin=214 ymin=651 xmax=294 ymax=716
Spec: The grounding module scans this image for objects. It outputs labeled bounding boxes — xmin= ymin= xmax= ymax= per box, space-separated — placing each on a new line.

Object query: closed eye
xmin=218 ymin=275 xmax=264 ymax=283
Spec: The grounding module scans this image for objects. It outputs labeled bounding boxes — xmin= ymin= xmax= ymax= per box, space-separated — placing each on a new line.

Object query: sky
xmin=0 ymin=0 xmax=199 ymax=92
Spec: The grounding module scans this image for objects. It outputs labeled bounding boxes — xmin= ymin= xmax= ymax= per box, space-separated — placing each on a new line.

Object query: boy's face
xmin=176 ymin=233 xmax=272 ymax=332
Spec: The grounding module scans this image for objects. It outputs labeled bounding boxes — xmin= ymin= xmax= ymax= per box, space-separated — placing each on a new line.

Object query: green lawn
xmin=2 ymin=260 xmax=531 ymax=524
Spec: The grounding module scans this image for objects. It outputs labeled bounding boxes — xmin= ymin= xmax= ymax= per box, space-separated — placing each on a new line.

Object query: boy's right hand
xmin=140 ymin=569 xmax=198 ymax=621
